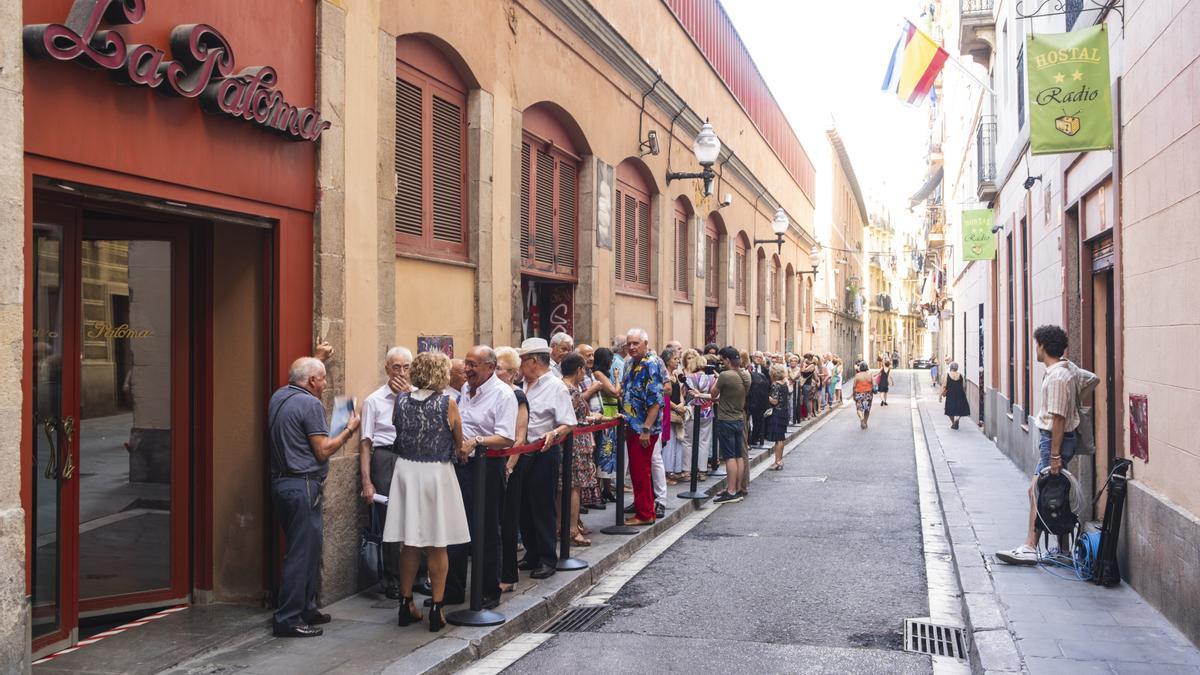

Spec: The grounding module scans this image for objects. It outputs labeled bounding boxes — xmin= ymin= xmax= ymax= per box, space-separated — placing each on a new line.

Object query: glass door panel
xmin=31 ymin=224 xmax=67 ymax=639
xmin=78 ymin=239 xmax=174 ymax=601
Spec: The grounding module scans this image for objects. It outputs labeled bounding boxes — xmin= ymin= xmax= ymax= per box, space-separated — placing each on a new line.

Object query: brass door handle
xmin=60 ymin=416 xmax=76 ymax=480
xmin=41 ymin=418 xmax=59 ymax=480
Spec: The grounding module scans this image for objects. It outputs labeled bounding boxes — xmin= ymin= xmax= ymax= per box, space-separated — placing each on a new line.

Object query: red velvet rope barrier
xmin=485 ymin=417 xmax=622 ymax=458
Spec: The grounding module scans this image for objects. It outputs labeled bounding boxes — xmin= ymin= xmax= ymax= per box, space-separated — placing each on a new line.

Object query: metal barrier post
xmin=709 ymin=414 xmax=726 ymax=477
xmin=678 ymin=403 xmax=707 ymax=500
xmin=556 ymin=433 xmax=588 ymax=571
xmin=447 ymin=445 xmax=505 ymax=627
xmin=600 ymin=419 xmax=638 ymax=535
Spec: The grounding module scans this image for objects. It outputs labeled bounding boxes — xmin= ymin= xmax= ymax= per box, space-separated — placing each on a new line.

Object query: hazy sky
xmin=722 ymin=0 xmax=933 ymax=236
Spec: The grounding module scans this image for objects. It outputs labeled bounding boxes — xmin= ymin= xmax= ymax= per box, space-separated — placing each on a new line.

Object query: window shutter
xmin=706 ymin=235 xmax=719 ymax=304
xmin=674 ymin=217 xmax=688 ymax=297
xmin=623 ymin=193 xmax=637 ymax=283
xmin=533 ymin=149 xmax=555 ymax=265
xmin=736 ymin=250 xmax=747 ymax=307
xmin=557 ymin=160 xmax=576 ymax=275
xmin=394 ymin=77 xmax=423 ymax=239
xmin=614 ymin=189 xmax=623 ymax=280
xmin=430 ymin=94 xmax=464 ymax=244
xmin=520 ymin=142 xmax=531 ymax=262
xmin=637 ymin=200 xmax=650 ymax=288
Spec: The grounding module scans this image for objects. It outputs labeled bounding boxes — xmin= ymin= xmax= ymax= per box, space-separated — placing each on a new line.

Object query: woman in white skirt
xmin=385 ymin=351 xmax=471 ymax=632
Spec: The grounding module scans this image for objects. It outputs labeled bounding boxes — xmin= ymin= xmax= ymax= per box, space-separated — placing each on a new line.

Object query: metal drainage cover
xmin=903 ymin=618 xmax=969 ymax=660
xmin=542 ymin=605 xmax=612 ymax=634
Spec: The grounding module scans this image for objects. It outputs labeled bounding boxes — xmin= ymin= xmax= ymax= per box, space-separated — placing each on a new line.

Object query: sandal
xmin=771 ymin=463 xmax=783 ymax=471
xmin=498 ymin=583 xmax=517 ymax=593
xmin=571 ymin=534 xmax=592 ymax=547
xmin=698 ymin=472 xmax=708 ymax=482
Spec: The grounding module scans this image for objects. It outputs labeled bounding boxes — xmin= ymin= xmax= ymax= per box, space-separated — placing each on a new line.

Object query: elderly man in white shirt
xmin=549 ymin=332 xmax=574 ymax=378
xmin=518 ymin=337 xmax=577 ymax=579
xmin=444 ymin=345 xmax=517 ymax=607
xmin=359 ymin=346 xmax=413 ymax=599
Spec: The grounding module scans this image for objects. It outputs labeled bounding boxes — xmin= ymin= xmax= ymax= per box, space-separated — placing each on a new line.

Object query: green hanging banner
xmin=1027 ymin=24 xmax=1114 ymax=155
xmin=962 ymin=209 xmax=995 ymax=261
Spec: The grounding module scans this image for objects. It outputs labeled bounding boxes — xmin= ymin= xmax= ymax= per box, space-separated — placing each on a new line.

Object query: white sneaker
xmin=995 ymin=545 xmax=1039 ymax=566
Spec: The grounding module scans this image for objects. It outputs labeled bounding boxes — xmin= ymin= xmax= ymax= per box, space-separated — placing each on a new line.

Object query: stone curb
xmin=914 ymin=395 xmax=1025 ymax=674
xmin=391 ymin=407 xmax=838 ymax=675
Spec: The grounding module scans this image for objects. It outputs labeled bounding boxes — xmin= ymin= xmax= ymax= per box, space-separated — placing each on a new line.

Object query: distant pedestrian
xmin=268 ymin=355 xmax=360 ymax=638
xmin=996 ymin=325 xmax=1080 ymax=566
xmin=712 ymin=347 xmax=751 ymax=504
xmin=767 ymin=364 xmax=791 ymax=471
xmin=386 ymin=351 xmax=471 ymax=632
xmin=852 ymin=362 xmax=875 ymax=429
xmin=930 ymin=359 xmax=939 ymax=387
xmin=942 ymin=362 xmax=971 ymax=429
xmin=877 ymin=358 xmax=891 ymax=406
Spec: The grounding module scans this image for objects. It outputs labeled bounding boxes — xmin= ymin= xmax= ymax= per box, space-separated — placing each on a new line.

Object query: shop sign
xmin=961 ymin=209 xmax=996 ymax=261
xmin=24 ymin=0 xmax=330 ymax=142
xmin=1026 ymin=24 xmax=1113 ymax=155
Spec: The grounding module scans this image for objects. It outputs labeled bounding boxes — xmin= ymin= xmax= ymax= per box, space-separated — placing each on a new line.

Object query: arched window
xmin=673 ymin=198 xmax=692 ymax=299
xmin=395 ymin=36 xmax=468 ymax=259
xmin=520 ymin=105 xmax=580 ymax=279
xmin=615 ymin=160 xmax=652 ymax=293
xmin=734 ymin=233 xmax=749 ymax=310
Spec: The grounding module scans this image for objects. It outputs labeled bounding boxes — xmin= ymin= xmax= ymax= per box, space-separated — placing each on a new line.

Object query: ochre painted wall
xmin=394 ymin=258 xmax=475 ymax=355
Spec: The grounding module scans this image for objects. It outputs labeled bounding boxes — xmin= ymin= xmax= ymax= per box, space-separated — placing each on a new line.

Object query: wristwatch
xmin=641 ymin=424 xmax=652 ymax=433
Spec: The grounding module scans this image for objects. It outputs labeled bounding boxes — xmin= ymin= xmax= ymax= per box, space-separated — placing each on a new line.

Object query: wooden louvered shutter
xmin=735 ymin=249 xmax=747 ymax=308
xmin=430 ymin=94 xmax=464 ymax=246
xmin=636 ymin=200 xmax=650 ymax=290
xmin=614 ymin=189 xmax=623 ymax=280
xmin=533 ymin=149 xmax=555 ymax=266
xmin=705 ymin=234 xmax=719 ymax=305
xmin=623 ymin=193 xmax=637 ymax=284
xmin=556 ymin=161 xmax=576 ymax=276
xmin=673 ymin=215 xmax=688 ymax=298
xmin=520 ymin=142 xmax=531 ymax=263
xmin=394 ymin=77 xmax=423 ymax=239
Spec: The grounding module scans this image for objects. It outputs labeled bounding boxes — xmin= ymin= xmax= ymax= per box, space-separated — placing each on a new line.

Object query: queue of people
xmin=266 ymin=335 xmax=863 ymax=637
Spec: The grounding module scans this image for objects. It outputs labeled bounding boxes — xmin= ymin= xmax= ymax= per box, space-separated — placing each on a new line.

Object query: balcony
xmin=959 ymin=0 xmax=996 ymax=67
xmin=976 ymin=117 xmax=998 ymax=202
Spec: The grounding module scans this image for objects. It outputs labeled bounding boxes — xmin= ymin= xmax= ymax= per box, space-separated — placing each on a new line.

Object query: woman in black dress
xmin=877 ymin=358 xmax=891 ymax=406
xmin=942 ymin=362 xmax=971 ymax=429
xmin=766 ymin=364 xmax=791 ymax=470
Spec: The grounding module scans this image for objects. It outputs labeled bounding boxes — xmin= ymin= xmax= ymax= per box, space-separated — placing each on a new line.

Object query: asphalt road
xmin=504 ymin=371 xmax=932 ymax=674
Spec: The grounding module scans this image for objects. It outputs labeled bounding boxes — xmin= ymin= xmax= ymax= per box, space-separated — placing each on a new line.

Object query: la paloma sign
xmin=24 ymin=0 xmax=330 ymax=142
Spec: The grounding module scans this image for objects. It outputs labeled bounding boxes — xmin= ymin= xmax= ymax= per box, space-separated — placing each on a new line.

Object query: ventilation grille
xmin=541 ymin=605 xmax=612 ymax=634
xmin=903 ymin=618 xmax=968 ymax=660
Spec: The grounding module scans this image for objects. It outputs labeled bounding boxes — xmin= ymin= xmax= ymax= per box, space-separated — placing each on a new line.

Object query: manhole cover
xmin=903 ymin=618 xmax=968 ymax=660
xmin=541 ymin=604 xmax=611 ymax=633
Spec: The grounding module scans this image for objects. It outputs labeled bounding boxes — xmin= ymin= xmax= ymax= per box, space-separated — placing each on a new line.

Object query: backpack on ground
xmin=1035 ymin=470 xmax=1079 ymax=537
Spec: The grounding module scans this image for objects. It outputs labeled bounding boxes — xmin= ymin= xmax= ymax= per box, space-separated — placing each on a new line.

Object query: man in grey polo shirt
xmin=268 ymin=356 xmax=360 ymax=638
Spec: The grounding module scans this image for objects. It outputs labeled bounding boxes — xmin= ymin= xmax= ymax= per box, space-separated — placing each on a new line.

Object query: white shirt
xmin=1036 ymin=360 xmax=1080 ymax=432
xmin=583 ymin=372 xmax=602 ymax=413
xmin=360 ymin=384 xmax=398 ymax=446
xmin=550 ymin=359 xmax=563 ymax=379
xmin=524 ymin=371 xmax=577 ymax=438
xmin=459 ymin=373 xmax=518 ymax=443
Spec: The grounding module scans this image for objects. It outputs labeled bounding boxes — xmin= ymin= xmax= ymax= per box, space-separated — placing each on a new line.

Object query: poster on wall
xmin=596 ymin=160 xmax=614 ymax=250
xmin=1129 ymin=394 xmax=1148 ymax=461
xmin=962 ymin=209 xmax=996 ymax=260
xmin=418 ymin=335 xmax=454 ymax=358
xmin=695 ymin=215 xmax=706 ymax=279
xmin=1026 ymin=24 xmax=1114 ymax=155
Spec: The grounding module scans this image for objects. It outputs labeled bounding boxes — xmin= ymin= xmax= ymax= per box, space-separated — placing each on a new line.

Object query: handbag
xmin=359 ymin=504 xmax=385 ymax=587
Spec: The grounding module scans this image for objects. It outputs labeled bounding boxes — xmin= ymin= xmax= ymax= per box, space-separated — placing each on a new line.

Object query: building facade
xmin=927 ymin=0 xmax=1200 ymax=644
xmin=814 ymin=128 xmax=865 ymax=364
xmin=1 ymin=0 xmax=821 ymax=667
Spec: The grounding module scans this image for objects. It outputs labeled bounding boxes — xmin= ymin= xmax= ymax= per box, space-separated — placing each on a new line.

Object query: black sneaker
xmin=712 ymin=492 xmax=743 ymax=504
xmin=624 ymin=503 xmax=636 ymax=515
xmin=654 ymin=502 xmax=665 ymax=519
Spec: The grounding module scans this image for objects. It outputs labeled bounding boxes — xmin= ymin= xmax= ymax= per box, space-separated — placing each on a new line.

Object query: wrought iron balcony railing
xmin=977 ymin=116 xmax=998 ymax=202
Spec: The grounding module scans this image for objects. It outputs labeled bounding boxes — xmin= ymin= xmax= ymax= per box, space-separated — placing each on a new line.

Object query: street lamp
xmin=666 ymin=120 xmax=721 ymax=196
xmin=797 ymin=244 xmax=823 ymax=277
xmin=753 ymin=208 xmax=791 ymax=255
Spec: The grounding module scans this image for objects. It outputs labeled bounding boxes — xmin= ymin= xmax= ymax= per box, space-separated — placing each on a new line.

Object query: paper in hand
xmin=330 ymin=396 xmax=356 ymax=437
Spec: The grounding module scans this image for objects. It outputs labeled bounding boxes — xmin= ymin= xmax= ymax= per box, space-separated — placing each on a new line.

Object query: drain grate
xmin=541 ymin=604 xmax=612 ymax=633
xmin=903 ymin=618 xmax=968 ymax=660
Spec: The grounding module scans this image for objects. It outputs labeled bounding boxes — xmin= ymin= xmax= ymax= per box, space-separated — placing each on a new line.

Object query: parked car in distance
xmin=910 ymin=358 xmax=933 ymax=369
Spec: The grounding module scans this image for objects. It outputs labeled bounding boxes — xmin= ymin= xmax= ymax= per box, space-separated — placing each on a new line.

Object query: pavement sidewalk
xmin=915 ymin=381 xmax=1200 ymax=674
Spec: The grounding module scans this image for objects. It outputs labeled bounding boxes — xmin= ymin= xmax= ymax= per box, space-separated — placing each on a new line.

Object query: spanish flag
xmin=882 ymin=21 xmax=948 ymax=106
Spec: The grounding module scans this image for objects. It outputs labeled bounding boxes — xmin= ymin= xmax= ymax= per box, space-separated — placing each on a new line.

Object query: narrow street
xmin=500 ymin=372 xmax=933 ymax=674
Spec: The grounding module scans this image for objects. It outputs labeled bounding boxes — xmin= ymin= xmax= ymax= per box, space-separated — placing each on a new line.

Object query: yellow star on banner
xmin=1072 ymin=70 xmax=1084 ymax=81
xmin=1054 ymin=72 xmax=1065 ymax=83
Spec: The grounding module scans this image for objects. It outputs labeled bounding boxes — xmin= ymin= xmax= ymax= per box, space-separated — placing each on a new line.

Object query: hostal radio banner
xmin=1026 ymin=24 xmax=1114 ymax=155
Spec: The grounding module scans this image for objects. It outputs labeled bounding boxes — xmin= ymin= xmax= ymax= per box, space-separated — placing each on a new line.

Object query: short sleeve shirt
xmin=267 ymin=384 xmax=329 ymax=478
xmin=360 ymin=384 xmax=397 ymax=446
xmin=1036 ymin=360 xmax=1079 ymax=432
xmin=525 ymin=371 xmax=578 ymax=439
xmin=715 ymin=369 xmax=750 ymax=421
xmin=459 ymin=374 xmax=518 ymax=443
xmin=620 ymin=354 xmax=666 ymax=433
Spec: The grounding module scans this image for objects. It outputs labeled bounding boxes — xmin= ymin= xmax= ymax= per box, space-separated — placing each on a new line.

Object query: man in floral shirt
xmin=619 ymin=328 xmax=664 ymax=525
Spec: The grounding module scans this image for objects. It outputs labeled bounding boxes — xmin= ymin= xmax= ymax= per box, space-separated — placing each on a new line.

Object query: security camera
xmin=719 ymin=193 xmax=733 ymax=208
xmin=991 ymin=224 xmax=1003 ymax=234
xmin=1022 ymin=174 xmax=1042 ymax=190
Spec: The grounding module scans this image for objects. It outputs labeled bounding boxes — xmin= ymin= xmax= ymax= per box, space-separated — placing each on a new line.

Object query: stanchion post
xmin=678 ymin=403 xmax=707 ymax=500
xmin=709 ymin=410 xmax=726 ymax=477
xmin=447 ymin=444 xmax=505 ymax=627
xmin=601 ymin=419 xmax=638 ymax=535
xmin=556 ymin=433 xmax=588 ymax=571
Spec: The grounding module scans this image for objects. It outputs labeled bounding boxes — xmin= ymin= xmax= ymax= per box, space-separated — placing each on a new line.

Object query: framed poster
xmin=595 ymin=160 xmax=614 ymax=250
xmin=417 ymin=335 xmax=454 ymax=358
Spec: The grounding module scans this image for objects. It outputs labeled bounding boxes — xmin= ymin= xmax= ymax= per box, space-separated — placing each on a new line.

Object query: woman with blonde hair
xmin=681 ymin=348 xmax=715 ymax=481
xmin=766 ymin=363 xmax=791 ymax=470
xmin=386 ymin=351 xmax=471 ymax=632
